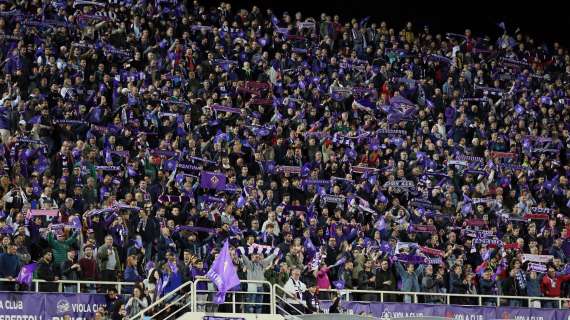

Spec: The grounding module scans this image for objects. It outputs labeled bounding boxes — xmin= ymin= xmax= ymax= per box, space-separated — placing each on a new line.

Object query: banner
xmin=522 ymin=254 xmax=553 ymax=264
xmin=0 ymin=292 xmax=107 ymax=319
xmin=318 ymin=301 xmax=570 ymax=319
xmin=0 ymin=292 xmax=44 ymax=317
xmin=45 ymin=293 xmax=107 ymax=319
xmin=200 ymin=171 xmax=227 ymax=191
xmin=27 ymin=209 xmax=59 ymax=219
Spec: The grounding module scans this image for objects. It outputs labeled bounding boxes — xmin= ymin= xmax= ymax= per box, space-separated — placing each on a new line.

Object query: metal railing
xmin=316 ymin=288 xmax=568 ymax=309
xmin=192 ymin=279 xmax=275 ymax=314
xmin=274 ymin=284 xmax=308 ymax=316
xmin=0 ymin=277 xmax=135 ymax=295
xmin=131 ymin=279 xmax=276 ymax=319
xmin=130 ymin=280 xmax=194 ymax=320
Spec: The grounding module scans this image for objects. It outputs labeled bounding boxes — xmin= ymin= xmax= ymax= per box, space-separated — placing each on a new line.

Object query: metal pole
xmin=232 ymin=292 xmax=236 ymax=313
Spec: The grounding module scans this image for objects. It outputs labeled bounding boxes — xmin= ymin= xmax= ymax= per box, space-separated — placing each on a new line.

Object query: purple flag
xmin=206 ymin=240 xmax=241 ymax=304
xmin=200 ymin=171 xmax=227 ymax=191
xmin=17 ymin=263 xmax=37 ymax=286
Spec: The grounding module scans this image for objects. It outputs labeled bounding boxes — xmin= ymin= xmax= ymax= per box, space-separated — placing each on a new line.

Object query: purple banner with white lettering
xmin=0 ymin=292 xmax=106 ymax=319
xmin=320 ymin=301 xmax=570 ymax=319
xmin=0 ymin=292 xmax=44 ymax=317
xmin=45 ymin=293 xmax=107 ymax=319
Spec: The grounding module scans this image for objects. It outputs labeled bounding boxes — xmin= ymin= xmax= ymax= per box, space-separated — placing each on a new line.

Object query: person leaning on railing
xmin=395 ymin=260 xmax=425 ymax=303
xmin=60 ymin=248 xmax=81 ymax=293
xmin=97 ymin=235 xmax=123 ymax=283
xmin=375 ymin=259 xmax=397 ymax=302
xmin=541 ymin=266 xmax=570 ymax=308
xmin=36 ymin=249 xmax=59 ymax=292
xmin=0 ymin=243 xmax=21 ymax=291
xmin=421 ymin=264 xmax=446 ymax=304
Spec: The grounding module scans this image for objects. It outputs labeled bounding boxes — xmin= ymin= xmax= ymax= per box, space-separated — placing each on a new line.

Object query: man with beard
xmin=37 ymin=249 xmax=59 ymax=292
xmin=375 ymin=258 xmax=397 ymax=302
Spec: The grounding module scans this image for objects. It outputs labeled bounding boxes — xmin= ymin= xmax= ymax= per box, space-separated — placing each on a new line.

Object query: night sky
xmin=221 ymin=0 xmax=567 ymax=47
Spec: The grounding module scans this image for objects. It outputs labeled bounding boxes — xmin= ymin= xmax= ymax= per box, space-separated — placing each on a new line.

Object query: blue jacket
xmin=395 ymin=262 xmax=425 ymax=292
xmin=162 ymin=271 xmax=182 ymax=296
xmin=0 ymin=253 xmax=21 ymax=278
xmin=526 ymin=275 xmax=542 ymax=297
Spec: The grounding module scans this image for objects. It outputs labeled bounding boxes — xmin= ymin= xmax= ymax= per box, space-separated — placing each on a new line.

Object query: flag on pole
xmin=206 ymin=240 xmax=241 ymax=304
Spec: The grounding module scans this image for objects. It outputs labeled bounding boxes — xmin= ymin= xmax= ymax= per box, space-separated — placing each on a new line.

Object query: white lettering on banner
xmin=0 ymin=316 xmax=39 ymax=320
xmin=453 ymin=314 xmax=484 ymax=320
xmin=380 ymin=312 xmax=425 ymax=318
xmin=207 ymin=270 xmax=223 ymax=287
xmin=513 ymin=317 xmax=545 ymax=320
xmin=70 ymin=303 xmax=104 ymax=313
xmin=51 ymin=317 xmax=88 ymax=320
xmin=0 ymin=300 xmax=24 ymax=309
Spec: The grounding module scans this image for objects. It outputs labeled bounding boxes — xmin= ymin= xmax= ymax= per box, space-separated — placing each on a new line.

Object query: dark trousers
xmin=100 ymin=269 xmax=117 ymax=292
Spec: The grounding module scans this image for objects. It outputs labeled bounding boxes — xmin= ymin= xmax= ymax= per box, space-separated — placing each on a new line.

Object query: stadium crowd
xmin=0 ymin=0 xmax=570 ymax=318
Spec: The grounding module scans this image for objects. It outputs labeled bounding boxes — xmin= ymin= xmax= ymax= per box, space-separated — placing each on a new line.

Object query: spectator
xmin=503 ymin=268 xmax=525 ymax=307
xmin=0 ymin=244 xmax=21 ymax=291
xmin=0 ymin=0 xmax=569 ymax=313
xmin=123 ymin=255 xmax=143 ymax=293
xmin=526 ymin=271 xmax=543 ymax=308
xmin=283 ymin=267 xmax=307 ymax=314
xmin=97 ymin=235 xmax=122 ymax=283
xmin=478 ymin=268 xmax=497 ymax=306
xmin=375 ymin=259 xmax=397 ymax=300
xmin=60 ymin=249 xmax=81 ymax=293
xmin=190 ymin=259 xmax=208 ymax=312
xmin=144 ymin=268 xmax=161 ymax=304
xmin=357 ymin=259 xmax=377 ymax=301
xmin=79 ymin=245 xmax=97 ymax=292
xmin=421 ymin=264 xmax=445 ymax=304
xmin=265 ymin=261 xmax=290 ymax=287
xmin=303 ymin=280 xmax=321 ymax=314
xmin=36 ymin=249 xmax=59 ymax=292
xmin=125 ymin=286 xmax=149 ymax=317
xmin=239 ymin=250 xmax=277 ymax=313
xmin=46 ymin=228 xmax=78 ymax=267
xmin=395 ymin=261 xmax=425 ymax=303
xmin=541 ymin=266 xmax=570 ymax=308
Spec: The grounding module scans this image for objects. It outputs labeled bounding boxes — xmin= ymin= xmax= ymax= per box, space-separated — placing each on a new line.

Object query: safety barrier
xmin=3 ymin=277 xmax=568 ymax=319
xmin=0 ymin=277 xmax=135 ymax=295
xmin=129 ymin=280 xmax=194 ymax=320
xmin=316 ymin=288 xmax=568 ymax=309
xmin=192 ymin=279 xmax=275 ymax=314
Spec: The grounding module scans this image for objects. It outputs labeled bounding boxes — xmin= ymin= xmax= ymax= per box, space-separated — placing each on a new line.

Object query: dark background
xmin=215 ymin=0 xmax=568 ymax=47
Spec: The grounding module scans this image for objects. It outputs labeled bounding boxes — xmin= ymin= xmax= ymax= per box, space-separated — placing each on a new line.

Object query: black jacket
xmin=375 ymin=268 xmax=397 ymax=291
xmin=37 ymin=258 xmax=59 ymax=292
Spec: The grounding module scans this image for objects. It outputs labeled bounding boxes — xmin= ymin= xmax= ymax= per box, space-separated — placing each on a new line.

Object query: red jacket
xmin=541 ymin=274 xmax=570 ymax=297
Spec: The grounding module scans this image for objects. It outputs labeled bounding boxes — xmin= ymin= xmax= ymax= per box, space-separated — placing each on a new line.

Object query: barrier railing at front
xmin=129 ymin=280 xmax=194 ymax=320
xmin=0 ymin=277 xmax=135 ymax=295
xmin=316 ymin=288 xmax=567 ymax=309
xmin=192 ymin=279 xmax=275 ymax=315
